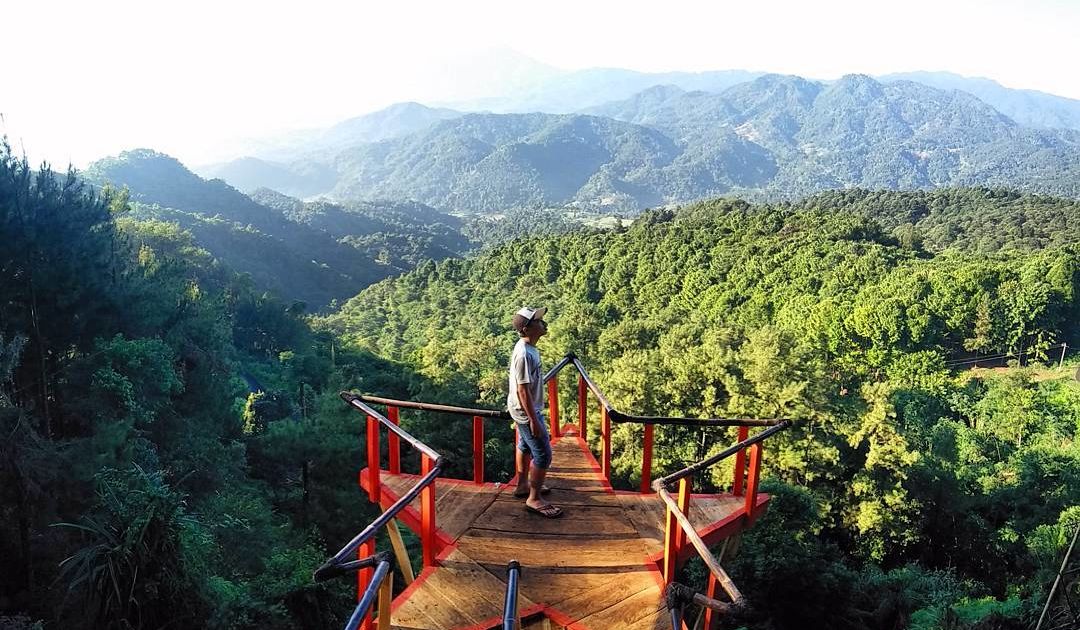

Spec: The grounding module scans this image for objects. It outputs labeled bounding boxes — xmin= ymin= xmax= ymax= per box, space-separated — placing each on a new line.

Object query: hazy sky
xmin=4 ymin=0 xmax=1078 ymax=167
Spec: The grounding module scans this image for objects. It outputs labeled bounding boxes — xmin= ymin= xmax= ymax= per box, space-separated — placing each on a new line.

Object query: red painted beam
xmin=745 ymin=443 xmax=763 ymax=518
xmin=601 ymin=405 xmax=611 ymax=481
xmin=732 ymin=425 xmax=749 ymax=496
xmin=640 ymin=423 xmax=654 ymax=494
xmin=387 ymin=406 xmax=401 ymax=475
xmin=547 ymin=376 xmax=560 ymax=437
xmin=472 ymin=415 xmax=484 ymax=485
xmin=578 ymin=375 xmax=587 ymax=436
xmin=366 ymin=415 xmax=380 ymax=504
xmin=420 ymin=454 xmax=436 ymax=567
xmin=358 ymin=538 xmax=375 ymax=630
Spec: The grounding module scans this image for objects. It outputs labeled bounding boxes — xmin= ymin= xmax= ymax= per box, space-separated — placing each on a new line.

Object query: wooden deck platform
xmin=359 ymin=427 xmax=768 ymax=630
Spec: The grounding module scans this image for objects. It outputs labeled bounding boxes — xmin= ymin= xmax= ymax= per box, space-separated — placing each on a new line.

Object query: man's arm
xmin=517 ymin=382 xmax=542 ymax=435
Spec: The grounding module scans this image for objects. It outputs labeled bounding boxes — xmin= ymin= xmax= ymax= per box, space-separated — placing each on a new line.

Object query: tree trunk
xmin=29 ymin=279 xmax=51 ymax=438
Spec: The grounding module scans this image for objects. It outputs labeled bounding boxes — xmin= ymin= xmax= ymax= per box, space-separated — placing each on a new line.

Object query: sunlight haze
xmin=4 ymin=0 xmax=1078 ymax=167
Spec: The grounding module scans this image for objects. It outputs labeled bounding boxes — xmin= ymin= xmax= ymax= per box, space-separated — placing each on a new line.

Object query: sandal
xmin=513 ymin=485 xmax=552 ymax=499
xmin=525 ymin=503 xmax=563 ymax=518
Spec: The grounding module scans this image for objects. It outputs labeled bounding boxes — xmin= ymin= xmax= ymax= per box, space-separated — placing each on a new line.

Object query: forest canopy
xmin=2 ymin=133 xmax=1078 ymax=630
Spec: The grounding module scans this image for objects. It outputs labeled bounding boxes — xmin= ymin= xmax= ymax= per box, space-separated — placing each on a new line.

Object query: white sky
xmin=3 ymin=0 xmax=1078 ymax=167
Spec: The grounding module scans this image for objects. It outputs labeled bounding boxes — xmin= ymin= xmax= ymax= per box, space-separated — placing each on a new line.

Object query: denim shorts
xmin=516 ymin=416 xmax=553 ymax=469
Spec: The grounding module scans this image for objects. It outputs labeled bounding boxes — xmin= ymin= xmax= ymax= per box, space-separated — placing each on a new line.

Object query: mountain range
xmin=195 ymin=73 xmax=1080 ymax=212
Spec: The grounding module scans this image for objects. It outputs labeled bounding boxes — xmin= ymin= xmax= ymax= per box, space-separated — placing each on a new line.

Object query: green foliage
xmin=323 ymin=191 xmax=1080 ymax=628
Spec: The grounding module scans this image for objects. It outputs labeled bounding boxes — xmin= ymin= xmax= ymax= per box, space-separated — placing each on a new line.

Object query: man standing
xmin=508 ymin=306 xmax=562 ymax=518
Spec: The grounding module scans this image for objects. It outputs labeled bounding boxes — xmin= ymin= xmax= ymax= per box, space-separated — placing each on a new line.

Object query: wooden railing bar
xmin=609 ymin=410 xmax=783 ymax=427
xmin=342 ymin=393 xmax=442 ymax=462
xmin=657 ymin=485 xmax=744 ymax=604
xmin=345 ymin=556 xmax=391 ymax=630
xmin=318 ymin=463 xmax=441 ymax=570
xmin=570 ymin=356 xmax=615 ymax=411
xmin=359 ymin=394 xmax=508 ymax=419
xmin=655 ymin=421 xmax=792 ymax=488
xmin=542 ymin=354 xmax=574 ymax=383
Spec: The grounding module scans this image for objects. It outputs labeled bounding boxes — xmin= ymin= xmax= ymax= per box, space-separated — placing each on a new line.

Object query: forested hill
xmin=83 ymin=149 xmax=474 ymax=308
xmin=322 ymin=190 xmax=1080 ymax=627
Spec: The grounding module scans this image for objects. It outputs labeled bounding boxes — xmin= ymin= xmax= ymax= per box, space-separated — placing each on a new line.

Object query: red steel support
xmin=472 ymin=415 xmax=484 ymax=485
xmin=547 ymin=376 xmax=560 ymax=437
xmin=387 ymin=406 xmax=401 ymax=475
xmin=601 ymin=405 xmax=611 ymax=481
xmin=640 ymin=424 xmax=654 ymax=494
xmin=358 ymin=538 xmax=375 ymax=630
xmin=732 ymin=425 xmax=749 ymax=496
xmin=745 ymin=443 xmax=763 ymax=517
xmin=366 ymin=415 xmax=380 ymax=504
xmin=420 ymin=454 xmax=436 ymax=567
xmin=578 ymin=375 xmax=587 ymax=435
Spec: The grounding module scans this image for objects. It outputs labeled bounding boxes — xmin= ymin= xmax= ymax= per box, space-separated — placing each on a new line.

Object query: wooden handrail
xmin=359 ymin=394 xmax=509 ymax=419
xmin=654 ymin=421 xmax=792 ymax=488
xmin=658 ymin=484 xmax=744 ymax=605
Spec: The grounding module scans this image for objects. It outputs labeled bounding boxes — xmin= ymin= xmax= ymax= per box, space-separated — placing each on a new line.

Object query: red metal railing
xmin=344 ymin=352 xmax=791 ymax=627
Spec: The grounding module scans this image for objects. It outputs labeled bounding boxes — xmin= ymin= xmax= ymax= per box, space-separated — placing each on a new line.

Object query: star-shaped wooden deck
xmin=360 ymin=427 xmax=765 ymax=630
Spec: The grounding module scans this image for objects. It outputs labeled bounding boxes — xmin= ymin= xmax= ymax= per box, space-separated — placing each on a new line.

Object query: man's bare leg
xmin=515 ymin=448 xmax=532 ymax=496
xmin=526 ymin=463 xmax=550 ymax=509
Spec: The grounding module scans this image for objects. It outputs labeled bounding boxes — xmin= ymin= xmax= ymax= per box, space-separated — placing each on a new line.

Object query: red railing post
xmin=420 ymin=454 xmax=436 ymax=567
xmin=578 ymin=375 xmax=587 ymax=435
xmin=387 ymin=406 xmax=401 ymax=475
xmin=745 ymin=443 xmax=763 ymax=517
xmin=601 ymin=405 xmax=611 ymax=481
xmin=732 ymin=425 xmax=749 ymax=496
xmin=472 ymin=415 xmax=484 ymax=485
xmin=640 ymin=424 xmax=654 ymax=494
xmin=703 ymin=571 xmax=719 ymax=629
xmin=358 ymin=538 xmax=375 ymax=630
xmin=547 ymin=376 xmax=560 ymax=437
xmin=366 ymin=415 xmax=380 ymax=504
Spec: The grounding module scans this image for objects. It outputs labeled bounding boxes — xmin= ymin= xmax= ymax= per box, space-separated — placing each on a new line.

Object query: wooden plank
xmin=542 ymin=568 xmax=659 ymax=623
xmin=466 ymin=503 xmax=637 ymax=537
xmin=381 ymin=429 xmax=759 ymax=629
xmin=455 ymin=533 xmax=651 ymax=570
xmin=575 ymin=582 xmax=667 ymax=629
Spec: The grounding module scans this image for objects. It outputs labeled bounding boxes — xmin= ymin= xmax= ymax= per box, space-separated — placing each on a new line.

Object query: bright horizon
xmin=4 ymin=0 xmax=1079 ymax=168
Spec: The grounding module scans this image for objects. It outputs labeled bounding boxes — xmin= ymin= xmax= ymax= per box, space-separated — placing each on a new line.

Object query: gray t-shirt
xmin=507 ymin=338 xmax=543 ymax=424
